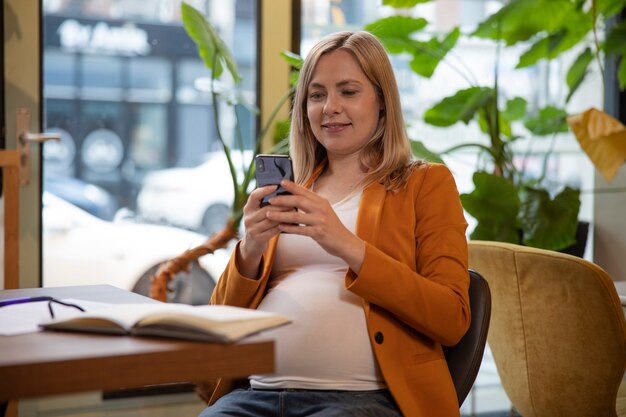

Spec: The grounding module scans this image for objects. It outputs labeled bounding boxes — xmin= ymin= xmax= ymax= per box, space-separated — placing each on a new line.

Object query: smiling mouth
xmin=322 ymin=122 xmax=351 ymax=129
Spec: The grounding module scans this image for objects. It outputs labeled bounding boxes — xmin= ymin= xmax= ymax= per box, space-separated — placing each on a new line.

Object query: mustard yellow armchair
xmin=468 ymin=240 xmax=626 ymax=417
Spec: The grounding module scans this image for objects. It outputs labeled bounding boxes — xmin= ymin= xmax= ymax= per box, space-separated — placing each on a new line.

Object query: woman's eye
xmin=342 ymin=90 xmax=357 ymax=96
xmin=309 ymin=92 xmax=324 ymax=100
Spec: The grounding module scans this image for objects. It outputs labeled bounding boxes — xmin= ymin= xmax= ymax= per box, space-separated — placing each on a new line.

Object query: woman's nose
xmin=323 ymin=94 xmax=341 ymax=115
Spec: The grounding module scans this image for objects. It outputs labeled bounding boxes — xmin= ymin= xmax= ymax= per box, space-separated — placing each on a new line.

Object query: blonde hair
xmin=289 ymin=31 xmax=420 ymax=191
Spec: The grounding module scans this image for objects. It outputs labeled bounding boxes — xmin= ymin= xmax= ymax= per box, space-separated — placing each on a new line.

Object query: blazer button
xmin=374 ymin=331 xmax=384 ymax=344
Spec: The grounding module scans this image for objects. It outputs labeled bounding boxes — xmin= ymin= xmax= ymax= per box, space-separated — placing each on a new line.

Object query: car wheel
xmin=133 ymin=262 xmax=216 ymax=305
xmin=201 ymin=203 xmax=230 ymax=236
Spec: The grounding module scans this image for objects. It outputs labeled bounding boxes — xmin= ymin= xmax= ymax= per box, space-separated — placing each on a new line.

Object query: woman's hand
xmin=266 ymin=180 xmax=366 ymax=273
xmin=238 ymin=185 xmax=288 ymax=278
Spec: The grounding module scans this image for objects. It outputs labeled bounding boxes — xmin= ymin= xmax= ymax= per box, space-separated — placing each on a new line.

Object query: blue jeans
xmin=198 ymin=387 xmax=403 ymax=417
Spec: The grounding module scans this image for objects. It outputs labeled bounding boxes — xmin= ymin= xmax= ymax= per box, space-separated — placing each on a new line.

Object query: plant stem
xmin=441 ymin=142 xmax=496 ymax=155
xmin=591 ymin=0 xmax=606 ymax=95
xmin=209 ymin=54 xmax=239 ymax=205
xmin=536 ymin=132 xmax=558 ymax=185
xmin=232 ymin=103 xmax=248 ymax=178
xmin=447 ymin=49 xmax=479 ymax=85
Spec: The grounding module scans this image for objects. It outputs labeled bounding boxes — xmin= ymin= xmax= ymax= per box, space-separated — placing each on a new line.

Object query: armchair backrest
xmin=444 ymin=269 xmax=492 ymax=406
xmin=468 ymin=240 xmax=626 ymax=417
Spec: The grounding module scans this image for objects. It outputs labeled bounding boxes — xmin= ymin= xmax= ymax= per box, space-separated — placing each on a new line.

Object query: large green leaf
xmin=516 ymin=32 xmax=564 ymax=68
xmin=383 ymin=0 xmax=433 ymax=6
xmin=518 ymin=186 xmax=580 ymax=250
xmin=408 ymin=27 xmax=460 ymax=78
xmin=619 ymin=59 xmax=626 ymax=90
xmin=523 ymin=105 xmax=568 ymax=135
xmin=281 ymin=51 xmax=303 ymax=87
xmin=272 ymin=119 xmax=291 ymax=145
xmin=424 ymin=87 xmax=494 ymax=127
xmin=410 ymin=140 xmax=445 ymax=164
xmin=461 ymin=172 xmax=520 ymax=243
xmin=472 ymin=0 xmax=575 ymax=45
xmin=365 ymin=16 xmax=428 ymax=54
xmin=181 ymin=2 xmax=241 ymax=83
xmin=596 ymin=0 xmax=626 ymax=18
xmin=565 ymin=48 xmax=593 ymax=103
xmin=516 ymin=28 xmax=588 ymax=68
xmin=605 ymin=21 xmax=626 ymax=90
xmin=605 ymin=22 xmax=626 ymax=54
xmin=366 ymin=18 xmax=458 ymax=78
xmin=280 ymin=51 xmax=304 ymax=69
xmin=503 ymin=97 xmax=528 ymax=121
xmin=181 ymin=3 xmax=218 ymax=74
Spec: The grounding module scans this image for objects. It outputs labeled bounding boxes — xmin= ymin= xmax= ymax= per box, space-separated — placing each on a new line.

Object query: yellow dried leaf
xmin=567 ymin=107 xmax=626 ymax=182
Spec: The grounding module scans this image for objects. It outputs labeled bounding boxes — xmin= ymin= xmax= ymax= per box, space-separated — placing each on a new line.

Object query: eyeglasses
xmin=0 ymin=296 xmax=85 ymax=318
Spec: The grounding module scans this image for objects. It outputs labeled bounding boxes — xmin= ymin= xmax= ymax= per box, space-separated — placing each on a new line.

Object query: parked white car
xmin=136 ymin=151 xmax=253 ymax=235
xmin=43 ymin=192 xmax=231 ymax=305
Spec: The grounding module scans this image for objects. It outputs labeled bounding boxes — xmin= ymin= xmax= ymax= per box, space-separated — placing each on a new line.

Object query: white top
xmin=248 ymin=191 xmax=386 ymax=390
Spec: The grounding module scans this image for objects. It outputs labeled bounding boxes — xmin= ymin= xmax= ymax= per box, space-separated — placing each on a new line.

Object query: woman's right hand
xmin=237 ymin=185 xmax=284 ymax=277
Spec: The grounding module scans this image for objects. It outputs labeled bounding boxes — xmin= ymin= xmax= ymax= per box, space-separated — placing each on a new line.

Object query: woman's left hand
xmin=266 ymin=180 xmax=366 ymax=273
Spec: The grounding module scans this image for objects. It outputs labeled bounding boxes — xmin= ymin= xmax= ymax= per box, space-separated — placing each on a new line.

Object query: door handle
xmin=20 ymin=133 xmax=62 ymax=143
xmin=16 ymin=108 xmax=60 ymax=185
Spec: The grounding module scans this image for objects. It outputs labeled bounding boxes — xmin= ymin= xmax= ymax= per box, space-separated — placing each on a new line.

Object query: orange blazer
xmin=209 ymin=162 xmax=470 ymax=417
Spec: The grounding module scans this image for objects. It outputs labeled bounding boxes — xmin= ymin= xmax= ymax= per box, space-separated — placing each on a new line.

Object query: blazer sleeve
xmin=346 ymin=163 xmax=470 ymax=346
xmin=209 ymin=239 xmax=276 ymax=308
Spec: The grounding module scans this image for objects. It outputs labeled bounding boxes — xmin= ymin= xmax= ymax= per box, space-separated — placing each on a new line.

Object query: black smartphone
xmin=255 ymin=154 xmax=294 ymax=206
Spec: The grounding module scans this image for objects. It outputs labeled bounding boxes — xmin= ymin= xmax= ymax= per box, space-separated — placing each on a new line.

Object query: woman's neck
xmin=314 ymin=154 xmax=367 ymax=204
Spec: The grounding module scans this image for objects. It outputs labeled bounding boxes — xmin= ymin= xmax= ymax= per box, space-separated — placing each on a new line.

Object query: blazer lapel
xmin=355 ymin=182 xmax=386 ymax=316
xmin=356 ymin=181 xmax=386 ymax=245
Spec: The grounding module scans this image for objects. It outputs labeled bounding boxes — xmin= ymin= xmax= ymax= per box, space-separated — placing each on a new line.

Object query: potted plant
xmin=365 ymin=0 xmax=626 ymax=254
xmin=150 ymin=2 xmax=301 ymax=301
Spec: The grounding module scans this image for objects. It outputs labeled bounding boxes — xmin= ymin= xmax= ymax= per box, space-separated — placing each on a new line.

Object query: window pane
xmin=42 ymin=0 xmax=258 ymax=306
xmin=129 ymin=103 xmax=168 ymax=170
xmin=128 ymin=58 xmax=172 ymax=102
xmin=81 ymin=55 xmax=123 ymax=100
xmin=43 ymin=50 xmax=76 ymax=99
xmin=43 ymin=99 xmax=78 ymax=176
xmin=177 ymin=104 xmax=217 ymax=166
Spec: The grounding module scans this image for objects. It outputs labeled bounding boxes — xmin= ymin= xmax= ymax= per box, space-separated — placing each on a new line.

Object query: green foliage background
xmin=367 ymin=0 xmax=626 ymax=251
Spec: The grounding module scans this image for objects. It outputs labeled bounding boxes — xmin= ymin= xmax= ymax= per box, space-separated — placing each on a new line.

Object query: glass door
xmin=41 ymin=0 xmax=260 ymax=305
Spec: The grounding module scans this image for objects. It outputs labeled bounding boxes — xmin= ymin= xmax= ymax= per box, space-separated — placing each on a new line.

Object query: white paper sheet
xmin=0 ymin=298 xmax=112 ymax=336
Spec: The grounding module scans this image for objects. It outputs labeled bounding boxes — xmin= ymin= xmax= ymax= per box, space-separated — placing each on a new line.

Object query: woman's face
xmin=306 ymin=49 xmax=382 ymax=159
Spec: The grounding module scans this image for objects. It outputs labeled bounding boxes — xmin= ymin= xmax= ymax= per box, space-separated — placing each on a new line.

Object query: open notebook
xmin=40 ymin=303 xmax=291 ymax=343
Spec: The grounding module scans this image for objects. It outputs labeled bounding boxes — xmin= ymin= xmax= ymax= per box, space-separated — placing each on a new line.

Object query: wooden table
xmin=0 ymin=285 xmax=274 ymax=401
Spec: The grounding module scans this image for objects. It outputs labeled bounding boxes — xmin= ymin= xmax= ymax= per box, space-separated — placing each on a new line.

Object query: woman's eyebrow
xmin=308 ymin=79 xmax=362 ymax=89
xmin=336 ymin=80 xmax=362 ymax=87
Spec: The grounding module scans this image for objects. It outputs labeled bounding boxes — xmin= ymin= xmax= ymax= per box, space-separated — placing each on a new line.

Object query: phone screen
xmin=255 ymin=154 xmax=294 ymax=206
